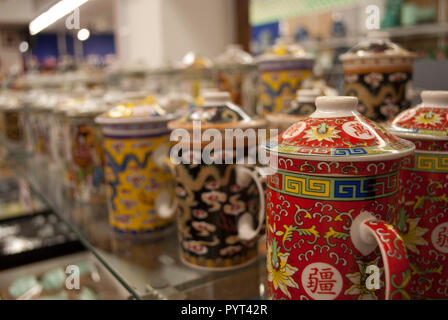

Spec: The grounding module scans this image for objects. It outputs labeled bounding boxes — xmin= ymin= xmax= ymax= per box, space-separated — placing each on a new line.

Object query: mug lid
xmin=168 ymin=90 xmax=265 ymax=131
xmin=95 ymin=94 xmax=180 ymax=125
xmin=296 ymin=88 xmax=320 ymax=103
xmin=389 ymin=90 xmax=448 ymax=141
xmin=256 ymin=37 xmax=313 ymax=63
xmin=340 ymin=32 xmax=416 ymax=61
xmin=266 ymin=96 xmax=415 ymax=161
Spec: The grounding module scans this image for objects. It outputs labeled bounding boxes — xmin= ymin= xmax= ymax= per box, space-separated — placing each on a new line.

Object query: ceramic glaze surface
xmin=398 ymin=148 xmax=448 ymax=299
xmin=390 ymin=94 xmax=448 ymax=139
xmin=341 ymin=36 xmax=415 ymax=122
xmin=266 ymin=97 xmax=414 ymax=160
xmin=266 ymin=173 xmax=409 ymax=300
xmin=390 ymin=91 xmax=448 ymax=299
xmin=175 ymin=160 xmax=260 ymax=269
xmin=96 ymin=99 xmax=178 ymax=237
xmin=69 ymin=119 xmax=105 ymax=203
xmin=257 ymin=38 xmax=314 ymax=114
xmin=168 ymin=91 xmax=266 ymax=270
xmin=104 ymin=132 xmax=174 ymax=234
xmin=266 ymin=96 xmax=413 ymax=300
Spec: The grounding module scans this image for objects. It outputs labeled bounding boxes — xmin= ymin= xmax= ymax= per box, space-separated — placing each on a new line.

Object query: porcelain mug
xmin=68 ymin=115 xmax=106 ymax=203
xmin=257 ymin=38 xmax=314 ymax=115
xmin=390 ymin=91 xmax=448 ymax=299
xmin=340 ymin=34 xmax=416 ymax=122
xmin=172 ymin=149 xmax=265 ymax=270
xmin=96 ymin=100 xmax=178 ymax=239
xmin=265 ymin=96 xmax=415 ymax=300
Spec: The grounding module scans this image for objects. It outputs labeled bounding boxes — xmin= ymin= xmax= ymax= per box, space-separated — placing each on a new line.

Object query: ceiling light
xmin=77 ymin=28 xmax=90 ymax=41
xmin=29 ymin=0 xmax=89 ymax=36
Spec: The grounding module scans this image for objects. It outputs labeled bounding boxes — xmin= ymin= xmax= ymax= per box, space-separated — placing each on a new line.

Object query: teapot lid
xmin=389 ymin=90 xmax=448 ymax=141
xmin=95 ymin=93 xmax=180 ymax=125
xmin=168 ymin=90 xmax=265 ymax=131
xmin=340 ymin=31 xmax=416 ymax=62
xmin=256 ymin=37 xmax=313 ymax=63
xmin=266 ymin=96 xmax=414 ymax=161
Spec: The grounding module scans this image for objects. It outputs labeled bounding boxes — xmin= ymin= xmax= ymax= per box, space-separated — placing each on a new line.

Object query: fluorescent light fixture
xmin=77 ymin=28 xmax=90 ymax=41
xmin=29 ymin=0 xmax=89 ymax=35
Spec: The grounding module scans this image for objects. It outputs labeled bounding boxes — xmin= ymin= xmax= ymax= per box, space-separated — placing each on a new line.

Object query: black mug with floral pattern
xmin=173 ymin=157 xmax=265 ymax=271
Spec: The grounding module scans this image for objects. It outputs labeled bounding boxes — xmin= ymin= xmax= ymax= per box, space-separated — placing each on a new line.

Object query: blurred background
xmin=0 ymin=0 xmax=447 ymax=91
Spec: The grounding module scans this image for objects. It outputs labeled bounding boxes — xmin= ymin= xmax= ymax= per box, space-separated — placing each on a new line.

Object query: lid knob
xmin=297 ymin=88 xmax=320 ymax=102
xmin=312 ymin=96 xmax=358 ymax=118
xmin=203 ymin=91 xmax=231 ymax=106
xmin=421 ymin=90 xmax=448 ymax=107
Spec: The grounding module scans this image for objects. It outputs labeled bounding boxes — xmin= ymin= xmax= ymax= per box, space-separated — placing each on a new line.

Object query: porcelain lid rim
xmin=256 ymin=55 xmax=314 ymax=64
xmin=95 ymin=112 xmax=180 ymax=125
xmin=390 ymin=129 xmax=448 ymax=141
xmin=340 ymin=51 xmax=417 ymax=61
xmin=264 ymin=144 xmax=415 ymax=162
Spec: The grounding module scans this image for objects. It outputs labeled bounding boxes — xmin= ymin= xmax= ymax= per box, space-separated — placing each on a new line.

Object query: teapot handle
xmin=351 ymin=210 xmax=411 ymax=300
xmin=235 ymin=166 xmax=265 ymax=241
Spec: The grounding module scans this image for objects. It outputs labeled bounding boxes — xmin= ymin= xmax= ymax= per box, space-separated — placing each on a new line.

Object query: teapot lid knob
xmin=311 ymin=96 xmax=358 ymax=118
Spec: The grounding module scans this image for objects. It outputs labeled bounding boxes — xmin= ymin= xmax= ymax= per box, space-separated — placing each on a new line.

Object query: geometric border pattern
xmin=402 ymin=152 xmax=448 ymax=173
xmin=267 ymin=170 xmax=399 ymax=201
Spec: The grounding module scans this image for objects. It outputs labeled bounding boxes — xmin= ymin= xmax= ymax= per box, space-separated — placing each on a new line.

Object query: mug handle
xmin=351 ymin=210 xmax=411 ymax=300
xmin=235 ymin=166 xmax=265 ymax=241
xmin=153 ymin=145 xmax=178 ymax=220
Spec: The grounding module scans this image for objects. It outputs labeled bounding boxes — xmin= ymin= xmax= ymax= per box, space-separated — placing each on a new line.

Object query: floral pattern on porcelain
xmin=275 ymin=157 xmax=400 ymax=176
xmin=268 ymin=116 xmax=413 ymax=158
xmin=391 ymin=106 xmax=448 ymax=138
xmin=266 ymin=97 xmax=414 ymax=300
xmin=341 ymin=37 xmax=415 ymax=122
xmin=389 ymin=91 xmax=448 ymax=299
xmin=175 ymin=161 xmax=260 ymax=269
xmin=70 ymin=121 xmax=105 ymax=203
xmin=104 ymin=133 xmax=175 ymax=235
xmin=266 ymin=182 xmax=411 ymax=300
xmin=398 ymin=153 xmax=448 ymax=299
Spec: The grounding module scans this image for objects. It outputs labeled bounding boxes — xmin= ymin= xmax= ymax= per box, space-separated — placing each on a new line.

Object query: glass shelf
xmin=4 ymin=148 xmax=267 ymax=300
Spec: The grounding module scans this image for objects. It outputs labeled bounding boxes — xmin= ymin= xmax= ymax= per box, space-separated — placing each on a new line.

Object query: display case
xmin=1 ymin=144 xmax=266 ymax=300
